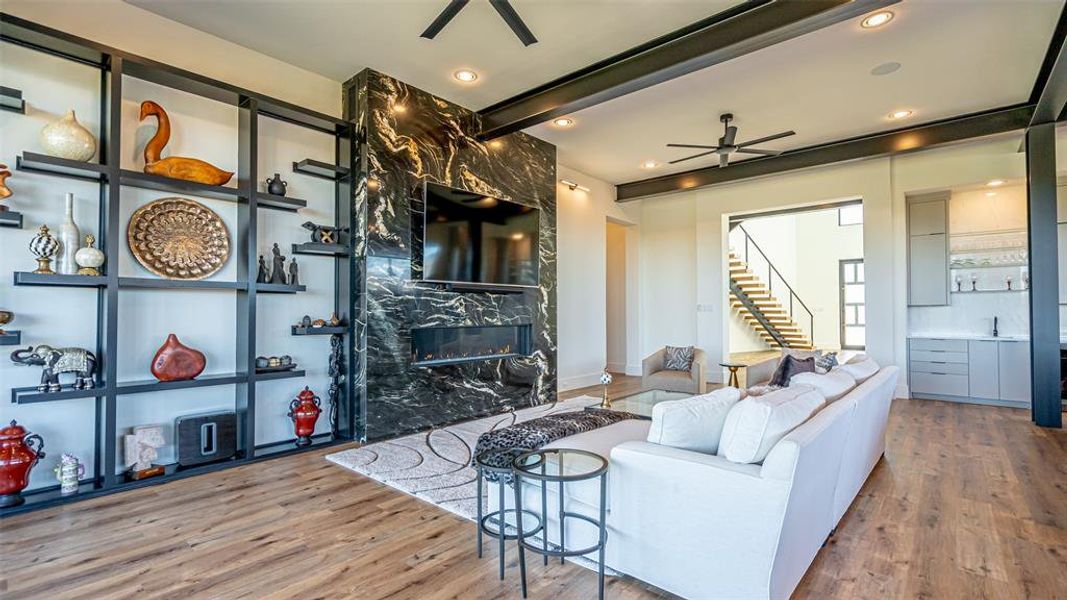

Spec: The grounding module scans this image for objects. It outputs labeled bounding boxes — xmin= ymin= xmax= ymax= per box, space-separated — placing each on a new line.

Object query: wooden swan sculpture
xmin=139 ymin=100 xmax=234 ymax=186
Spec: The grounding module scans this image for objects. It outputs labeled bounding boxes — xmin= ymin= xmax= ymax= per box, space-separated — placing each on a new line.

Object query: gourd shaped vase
xmin=75 ymin=234 xmax=105 ymax=276
xmin=150 ymin=334 xmax=206 ymax=382
xmin=41 ymin=110 xmax=97 ymax=162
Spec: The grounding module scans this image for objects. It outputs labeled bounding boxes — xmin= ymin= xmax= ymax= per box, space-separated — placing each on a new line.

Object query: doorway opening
xmin=606 ymin=220 xmax=628 ymax=374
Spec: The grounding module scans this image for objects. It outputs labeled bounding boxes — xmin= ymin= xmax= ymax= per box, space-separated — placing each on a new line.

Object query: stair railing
xmin=735 ymin=224 xmax=815 ymax=346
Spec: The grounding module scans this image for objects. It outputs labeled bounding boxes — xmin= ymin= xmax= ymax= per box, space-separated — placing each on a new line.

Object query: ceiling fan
xmin=667 ymin=113 xmax=795 ymax=167
xmin=421 ymin=0 xmax=537 ymax=46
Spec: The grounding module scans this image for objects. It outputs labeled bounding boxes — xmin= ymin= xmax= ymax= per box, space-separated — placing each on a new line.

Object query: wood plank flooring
xmin=2 ymin=379 xmax=1066 ymax=599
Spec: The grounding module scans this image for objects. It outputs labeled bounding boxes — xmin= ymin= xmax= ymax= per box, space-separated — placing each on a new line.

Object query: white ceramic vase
xmin=58 ymin=193 xmax=81 ymax=275
xmin=41 ymin=110 xmax=97 ymax=162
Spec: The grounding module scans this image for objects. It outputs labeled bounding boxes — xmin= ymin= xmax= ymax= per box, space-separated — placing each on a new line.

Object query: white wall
xmin=555 ymin=164 xmax=641 ymax=390
xmin=1 ymin=3 xmax=341 ymax=490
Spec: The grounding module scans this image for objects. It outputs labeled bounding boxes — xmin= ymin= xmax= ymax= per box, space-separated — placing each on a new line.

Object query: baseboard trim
xmin=606 ymin=362 xmax=626 ymax=373
xmin=894 ymin=384 xmax=909 ymax=399
xmin=909 ymin=392 xmax=1029 ymax=409
xmin=624 ymin=364 xmax=642 ymax=377
xmin=558 ymin=371 xmax=603 ymax=392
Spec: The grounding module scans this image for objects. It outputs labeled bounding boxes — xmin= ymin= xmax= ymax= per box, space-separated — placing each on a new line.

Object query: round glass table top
xmin=512 ymin=448 xmax=608 ymax=482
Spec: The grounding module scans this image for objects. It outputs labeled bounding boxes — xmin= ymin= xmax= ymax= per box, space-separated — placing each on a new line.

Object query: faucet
xmin=993 ymin=316 xmax=999 ymax=338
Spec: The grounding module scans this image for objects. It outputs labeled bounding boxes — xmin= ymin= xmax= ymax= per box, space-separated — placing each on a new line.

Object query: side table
xmin=475 ymin=449 xmax=544 ymax=580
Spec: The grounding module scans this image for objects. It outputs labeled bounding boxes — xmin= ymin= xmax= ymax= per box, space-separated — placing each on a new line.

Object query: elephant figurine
xmin=10 ymin=345 xmax=97 ymax=392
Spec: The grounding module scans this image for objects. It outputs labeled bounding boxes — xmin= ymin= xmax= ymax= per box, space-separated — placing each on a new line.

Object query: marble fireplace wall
xmin=343 ymin=69 xmax=557 ymax=441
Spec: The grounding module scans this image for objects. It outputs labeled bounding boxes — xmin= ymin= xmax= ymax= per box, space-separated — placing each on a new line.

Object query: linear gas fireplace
xmin=411 ymin=324 xmax=533 ymax=367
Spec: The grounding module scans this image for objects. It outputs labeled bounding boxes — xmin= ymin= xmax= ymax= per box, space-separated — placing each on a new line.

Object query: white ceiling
xmin=127 ymin=0 xmax=742 ymax=108
xmin=129 ymin=0 xmax=1063 ymax=185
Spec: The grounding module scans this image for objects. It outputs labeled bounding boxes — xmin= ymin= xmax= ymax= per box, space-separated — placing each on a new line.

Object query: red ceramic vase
xmin=0 ymin=420 xmax=46 ymax=508
xmin=288 ymin=387 xmax=322 ymax=447
xmin=151 ymin=334 xmax=206 ymax=382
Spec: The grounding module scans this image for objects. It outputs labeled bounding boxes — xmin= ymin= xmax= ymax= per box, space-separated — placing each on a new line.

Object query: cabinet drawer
xmin=910 ymin=349 xmax=968 ymax=363
xmin=909 ymin=338 xmax=968 ymax=352
xmin=910 ymin=372 xmax=969 ymax=397
xmin=910 ymin=361 xmax=968 ymax=375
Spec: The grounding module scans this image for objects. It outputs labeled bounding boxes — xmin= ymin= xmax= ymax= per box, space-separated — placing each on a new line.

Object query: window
xmin=838 ymin=204 xmax=863 ymax=226
xmin=840 ymin=259 xmax=865 ymax=349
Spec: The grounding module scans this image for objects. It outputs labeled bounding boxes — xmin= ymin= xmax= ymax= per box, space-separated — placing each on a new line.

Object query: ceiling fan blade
xmin=719 ymin=154 xmax=729 ymax=168
xmin=734 ymin=147 xmax=782 ymax=156
xmin=490 ymin=0 xmax=538 ymax=46
xmin=421 ymin=0 xmax=470 ymax=39
xmin=669 ymin=150 xmax=719 ymax=164
xmin=737 ymin=130 xmax=796 ymax=147
xmin=666 ymin=143 xmax=719 ymax=149
xmin=722 ymin=125 xmax=737 ymax=147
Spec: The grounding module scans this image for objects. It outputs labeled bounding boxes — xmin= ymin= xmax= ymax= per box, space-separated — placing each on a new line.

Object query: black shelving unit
xmin=0 ymin=85 xmax=25 ymax=113
xmin=0 ymin=211 xmax=23 ymax=228
xmin=0 ymin=12 xmax=357 ymax=516
xmin=0 ymin=330 xmax=22 ymax=345
xmin=292 ymin=242 xmax=349 ymax=256
xmin=292 ymin=325 xmax=347 ymax=335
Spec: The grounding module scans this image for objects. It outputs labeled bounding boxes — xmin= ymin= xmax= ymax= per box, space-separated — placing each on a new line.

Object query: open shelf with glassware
xmin=949 ymin=229 xmax=1029 ymax=293
xmin=0 ymin=12 xmax=357 ymax=516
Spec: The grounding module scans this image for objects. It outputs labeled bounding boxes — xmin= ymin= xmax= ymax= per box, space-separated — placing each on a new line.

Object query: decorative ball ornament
xmin=29 ymin=225 xmax=60 ymax=274
xmin=600 ymin=371 xmax=614 ymax=386
xmin=75 ymin=233 xmax=105 ymax=276
xmin=600 ymin=369 xmax=614 ymax=409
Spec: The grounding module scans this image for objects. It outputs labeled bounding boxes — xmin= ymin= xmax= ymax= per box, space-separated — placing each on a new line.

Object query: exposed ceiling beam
xmin=1029 ymin=3 xmax=1067 ymax=125
xmin=475 ymin=0 xmax=900 ymax=140
xmin=616 ymin=105 xmax=1033 ymax=201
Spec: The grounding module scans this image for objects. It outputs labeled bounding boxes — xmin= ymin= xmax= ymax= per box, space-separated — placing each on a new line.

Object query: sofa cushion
xmin=789 ymin=369 xmax=856 ymax=402
xmin=835 ymin=356 xmax=879 ymax=383
xmin=718 ymin=385 xmax=826 ymax=464
xmin=646 ymin=387 xmax=741 ymax=454
xmin=663 ymin=345 xmax=695 ymax=371
xmin=545 ymin=419 xmax=651 ymax=509
xmin=769 ymin=355 xmax=815 ymax=387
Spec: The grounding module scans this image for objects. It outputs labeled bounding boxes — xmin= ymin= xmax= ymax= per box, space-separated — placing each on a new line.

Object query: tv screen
xmin=422 ymin=181 xmax=540 ymax=287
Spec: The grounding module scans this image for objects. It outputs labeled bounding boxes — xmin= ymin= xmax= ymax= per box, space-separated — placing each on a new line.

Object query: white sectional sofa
xmin=493 ymin=362 xmax=899 ymax=599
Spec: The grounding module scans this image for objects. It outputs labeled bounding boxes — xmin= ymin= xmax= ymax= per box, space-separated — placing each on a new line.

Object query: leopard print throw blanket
xmin=473 ymin=408 xmax=636 ymax=483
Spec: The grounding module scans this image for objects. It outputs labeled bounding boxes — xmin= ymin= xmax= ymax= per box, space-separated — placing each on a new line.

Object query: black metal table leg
xmin=497 ymin=478 xmax=506 ymax=580
xmin=558 ymin=453 xmax=565 ymax=564
xmin=476 ymin=464 xmax=483 ymax=558
xmin=540 ymin=461 xmax=548 ymax=566
xmin=598 ymin=472 xmax=607 ymax=600
xmin=514 ymin=473 xmax=528 ymax=599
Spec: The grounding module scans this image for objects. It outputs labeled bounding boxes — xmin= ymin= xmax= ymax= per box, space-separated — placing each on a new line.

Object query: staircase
xmin=729 ymin=226 xmax=814 ymax=349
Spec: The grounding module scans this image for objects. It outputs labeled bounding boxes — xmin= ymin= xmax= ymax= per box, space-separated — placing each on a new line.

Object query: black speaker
xmin=175 ymin=411 xmax=236 ymax=467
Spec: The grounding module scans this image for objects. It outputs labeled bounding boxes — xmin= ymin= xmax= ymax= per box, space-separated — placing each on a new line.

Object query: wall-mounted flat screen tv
xmin=422 ymin=181 xmax=540 ymax=288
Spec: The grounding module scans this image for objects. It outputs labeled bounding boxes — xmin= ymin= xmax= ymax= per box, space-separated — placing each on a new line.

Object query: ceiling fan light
xmin=861 ymin=11 xmax=894 ymax=29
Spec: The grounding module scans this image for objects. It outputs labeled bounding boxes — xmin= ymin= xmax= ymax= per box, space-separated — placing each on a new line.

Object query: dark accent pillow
xmin=664 ymin=346 xmax=695 ymax=371
xmin=769 ymin=355 xmax=816 ymax=387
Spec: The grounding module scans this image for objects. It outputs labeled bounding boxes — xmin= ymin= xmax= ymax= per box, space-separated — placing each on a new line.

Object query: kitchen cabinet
xmin=967 ymin=340 xmax=999 ymax=400
xmin=907 ymin=193 xmax=949 ymax=306
xmin=997 ymin=340 xmax=1032 ymax=403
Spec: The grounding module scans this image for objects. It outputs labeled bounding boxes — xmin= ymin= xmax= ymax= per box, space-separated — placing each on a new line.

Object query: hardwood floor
xmin=2 ymin=380 xmax=1066 ymax=599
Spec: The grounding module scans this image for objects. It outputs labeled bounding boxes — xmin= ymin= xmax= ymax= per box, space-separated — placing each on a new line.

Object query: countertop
xmin=908 ymin=333 xmax=1067 ymax=345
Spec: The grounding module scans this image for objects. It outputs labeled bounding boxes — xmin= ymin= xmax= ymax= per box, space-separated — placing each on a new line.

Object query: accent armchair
xmin=642 ymin=347 xmax=707 ymax=394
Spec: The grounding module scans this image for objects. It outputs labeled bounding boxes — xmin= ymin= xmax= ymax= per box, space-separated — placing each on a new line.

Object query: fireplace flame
xmin=413 ymin=344 xmax=515 ymax=364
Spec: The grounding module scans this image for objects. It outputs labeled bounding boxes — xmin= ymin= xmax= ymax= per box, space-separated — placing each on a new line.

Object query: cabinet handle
xmin=931 ymin=372 xmax=947 ymax=376
xmin=931 ymin=361 xmax=946 ymax=364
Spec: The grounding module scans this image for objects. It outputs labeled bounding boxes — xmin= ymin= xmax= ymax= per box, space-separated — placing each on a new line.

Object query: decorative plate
xmin=127 ymin=197 xmax=230 ymax=280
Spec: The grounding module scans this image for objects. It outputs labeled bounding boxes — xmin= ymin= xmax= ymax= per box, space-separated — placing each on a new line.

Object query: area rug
xmin=325 ymin=395 xmax=601 ymax=522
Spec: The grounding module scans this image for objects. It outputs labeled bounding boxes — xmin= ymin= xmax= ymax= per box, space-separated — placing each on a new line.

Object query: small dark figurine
xmin=301 ymin=221 xmax=349 ymax=245
xmin=301 ymin=315 xmax=312 ymax=328
xmin=264 ymin=173 xmax=287 ymax=196
xmin=10 ymin=345 xmax=97 ymax=392
xmin=256 ymin=255 xmax=269 ymax=284
xmin=288 ymin=258 xmax=300 ymax=286
xmin=269 ymin=243 xmax=287 ymax=285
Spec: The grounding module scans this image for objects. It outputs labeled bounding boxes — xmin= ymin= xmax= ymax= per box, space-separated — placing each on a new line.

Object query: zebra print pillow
xmin=664 ymin=346 xmax=695 ymax=371
xmin=815 ymin=352 xmax=838 ymax=373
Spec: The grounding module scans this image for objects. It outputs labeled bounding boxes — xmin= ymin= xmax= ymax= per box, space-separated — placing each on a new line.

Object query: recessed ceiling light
xmin=870 ymin=61 xmax=901 ymax=76
xmin=453 ymin=69 xmax=478 ymax=83
xmin=986 ymin=179 xmax=1005 ymax=187
xmin=552 ymin=117 xmax=574 ymax=128
xmin=641 ymin=160 xmax=658 ymax=169
xmin=986 ymin=191 xmax=998 ymax=197
xmin=861 ymin=11 xmax=894 ymax=29
xmin=887 ymin=109 xmax=913 ymax=120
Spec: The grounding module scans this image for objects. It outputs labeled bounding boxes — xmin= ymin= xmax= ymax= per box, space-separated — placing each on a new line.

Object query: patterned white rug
xmin=326 ymin=395 xmax=600 ymax=522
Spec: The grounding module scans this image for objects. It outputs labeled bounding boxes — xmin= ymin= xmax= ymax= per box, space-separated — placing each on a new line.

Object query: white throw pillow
xmin=718 ymin=385 xmax=825 ymax=464
xmin=789 ymin=370 xmax=856 ymax=403
xmin=646 ymin=387 xmax=741 ymax=454
xmin=835 ymin=357 xmax=879 ymax=383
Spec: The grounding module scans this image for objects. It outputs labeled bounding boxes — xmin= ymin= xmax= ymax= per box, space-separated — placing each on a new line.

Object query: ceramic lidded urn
xmin=41 ymin=110 xmax=97 ymax=162
xmin=29 ymin=225 xmax=60 ymax=275
xmin=288 ymin=387 xmax=322 ymax=447
xmin=75 ymin=234 xmax=105 ymax=276
xmin=0 ymin=420 xmax=46 ymax=508
xmin=150 ymin=334 xmax=206 ymax=382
